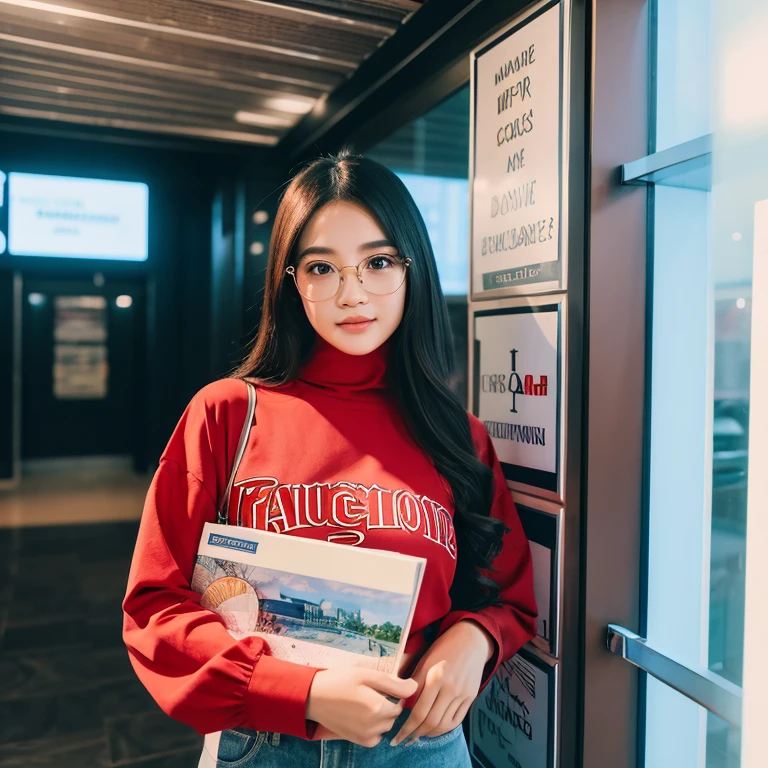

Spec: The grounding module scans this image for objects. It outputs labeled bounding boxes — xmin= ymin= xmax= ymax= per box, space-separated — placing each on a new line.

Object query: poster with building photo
xmin=470 ymin=0 xmax=565 ymax=298
xmin=470 ymin=646 xmax=557 ymax=768
xmin=472 ymin=299 xmax=563 ymax=498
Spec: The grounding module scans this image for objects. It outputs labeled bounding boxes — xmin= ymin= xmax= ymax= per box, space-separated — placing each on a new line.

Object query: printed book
xmin=192 ymin=522 xmax=426 ymax=673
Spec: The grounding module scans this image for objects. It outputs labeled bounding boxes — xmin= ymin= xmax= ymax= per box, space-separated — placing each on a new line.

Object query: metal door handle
xmin=607 ymin=624 xmax=742 ymax=727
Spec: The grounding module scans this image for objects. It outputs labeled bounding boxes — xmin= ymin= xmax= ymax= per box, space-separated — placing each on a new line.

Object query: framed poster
xmin=470 ymin=295 xmax=565 ymax=501
xmin=52 ymin=296 xmax=109 ymax=400
xmin=513 ymin=494 xmax=563 ymax=657
xmin=470 ymin=645 xmax=558 ymax=768
xmin=469 ymin=0 xmax=570 ymax=299
xmin=53 ymin=343 xmax=108 ymax=400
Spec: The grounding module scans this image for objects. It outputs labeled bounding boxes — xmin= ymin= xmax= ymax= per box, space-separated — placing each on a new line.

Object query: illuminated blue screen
xmin=396 ymin=172 xmax=469 ymax=295
xmin=8 ymin=173 xmax=148 ymax=261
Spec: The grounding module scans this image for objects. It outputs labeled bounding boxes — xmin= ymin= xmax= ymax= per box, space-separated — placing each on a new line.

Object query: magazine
xmin=192 ymin=522 xmax=426 ymax=674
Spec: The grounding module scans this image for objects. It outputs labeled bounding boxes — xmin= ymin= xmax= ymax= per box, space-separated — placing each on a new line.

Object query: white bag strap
xmin=216 ymin=380 xmax=257 ymax=525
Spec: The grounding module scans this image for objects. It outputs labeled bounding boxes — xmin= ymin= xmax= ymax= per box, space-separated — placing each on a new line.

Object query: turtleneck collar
xmin=296 ymin=336 xmax=391 ymax=396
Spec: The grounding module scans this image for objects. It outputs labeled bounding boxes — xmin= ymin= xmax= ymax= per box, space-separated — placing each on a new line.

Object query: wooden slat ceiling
xmin=0 ymin=0 xmax=424 ymax=146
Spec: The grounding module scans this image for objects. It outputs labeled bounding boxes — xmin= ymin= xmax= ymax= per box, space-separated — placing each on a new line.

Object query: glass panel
xmin=644 ymin=675 xmax=741 ymax=768
xmin=654 ymin=0 xmax=713 ymax=151
xmin=367 ymin=86 xmax=470 ymax=402
xmin=366 ymin=86 xmax=470 ymax=297
xmin=645 ymin=0 xmax=768 ymax=764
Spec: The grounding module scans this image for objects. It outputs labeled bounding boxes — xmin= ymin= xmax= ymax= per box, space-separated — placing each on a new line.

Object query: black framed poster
xmin=471 ymin=296 xmax=565 ymax=501
xmin=470 ymin=645 xmax=558 ymax=768
xmin=515 ymin=497 xmax=562 ymax=657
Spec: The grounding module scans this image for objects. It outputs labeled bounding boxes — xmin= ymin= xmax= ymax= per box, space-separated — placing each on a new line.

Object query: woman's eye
xmin=308 ymin=263 xmax=333 ymax=276
xmin=367 ymin=255 xmax=395 ymax=270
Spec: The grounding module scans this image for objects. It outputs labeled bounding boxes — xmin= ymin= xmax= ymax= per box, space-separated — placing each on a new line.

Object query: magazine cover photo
xmin=191 ymin=525 xmax=425 ymax=672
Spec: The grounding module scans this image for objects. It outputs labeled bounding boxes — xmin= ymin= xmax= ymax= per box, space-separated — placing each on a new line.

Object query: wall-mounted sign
xmin=54 ymin=295 xmax=108 ymax=343
xmin=470 ymin=645 xmax=558 ymax=768
xmin=8 ymin=173 xmax=148 ymax=260
xmin=53 ymin=296 xmax=109 ymax=400
xmin=514 ymin=495 xmax=563 ymax=657
xmin=54 ymin=344 xmax=108 ymax=400
xmin=470 ymin=0 xmax=566 ymax=299
xmin=472 ymin=296 xmax=564 ymax=500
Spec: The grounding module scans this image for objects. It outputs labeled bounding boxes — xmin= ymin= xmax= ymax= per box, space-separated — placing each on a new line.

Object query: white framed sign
xmin=513 ymin=493 xmax=563 ymax=658
xmin=470 ymin=295 xmax=565 ymax=501
xmin=469 ymin=0 xmax=569 ymax=299
xmin=470 ymin=645 xmax=558 ymax=768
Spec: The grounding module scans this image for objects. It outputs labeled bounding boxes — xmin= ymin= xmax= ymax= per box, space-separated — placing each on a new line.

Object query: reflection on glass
xmin=709 ymin=291 xmax=750 ymax=688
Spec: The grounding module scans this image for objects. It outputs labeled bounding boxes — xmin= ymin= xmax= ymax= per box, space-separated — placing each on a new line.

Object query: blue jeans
xmin=212 ymin=709 xmax=472 ymax=768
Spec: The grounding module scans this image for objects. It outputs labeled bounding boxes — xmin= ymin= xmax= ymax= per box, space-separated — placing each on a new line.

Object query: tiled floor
xmin=0 ymin=464 xmax=203 ymax=767
xmin=0 ymin=457 xmax=151 ymax=528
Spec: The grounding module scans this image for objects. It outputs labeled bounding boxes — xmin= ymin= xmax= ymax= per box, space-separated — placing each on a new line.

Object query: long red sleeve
xmin=436 ymin=415 xmax=538 ymax=691
xmin=122 ymin=382 xmax=320 ymax=738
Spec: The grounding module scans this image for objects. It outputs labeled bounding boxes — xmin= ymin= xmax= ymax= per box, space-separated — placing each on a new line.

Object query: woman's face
xmin=292 ymin=200 xmax=407 ymax=356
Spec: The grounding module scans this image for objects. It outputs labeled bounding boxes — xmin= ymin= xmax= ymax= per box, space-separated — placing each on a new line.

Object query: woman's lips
xmin=337 ymin=318 xmax=375 ymax=333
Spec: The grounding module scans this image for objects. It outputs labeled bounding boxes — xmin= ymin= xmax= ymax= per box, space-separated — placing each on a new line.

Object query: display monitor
xmin=8 ymin=173 xmax=148 ymax=260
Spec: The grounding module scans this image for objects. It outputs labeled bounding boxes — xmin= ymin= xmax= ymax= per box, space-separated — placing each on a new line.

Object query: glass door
xmin=605 ymin=1 xmax=766 ymax=765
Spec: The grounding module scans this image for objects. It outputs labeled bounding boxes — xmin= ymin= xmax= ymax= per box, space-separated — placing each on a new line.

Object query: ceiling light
xmin=736 ymin=298 xmax=746 ymax=309
xmin=234 ymin=111 xmax=292 ymax=128
xmin=262 ymin=97 xmax=315 ymax=115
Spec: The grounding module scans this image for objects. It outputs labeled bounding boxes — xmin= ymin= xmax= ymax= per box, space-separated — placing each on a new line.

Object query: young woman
xmin=122 ymin=149 xmax=537 ymax=768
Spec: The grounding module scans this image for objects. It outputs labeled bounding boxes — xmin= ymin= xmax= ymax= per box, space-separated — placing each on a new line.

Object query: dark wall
xmin=0 ymin=272 xmax=16 ymax=480
xmin=0 ymin=129 xmax=284 ymax=472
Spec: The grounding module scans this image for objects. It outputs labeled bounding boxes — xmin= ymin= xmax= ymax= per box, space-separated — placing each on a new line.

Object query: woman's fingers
xmin=424 ymin=696 xmax=466 ymax=738
xmin=397 ymin=687 xmax=455 ymax=746
xmin=361 ymin=670 xmax=418 ymax=701
xmin=423 ymin=698 xmax=460 ymax=738
xmin=389 ymin=675 xmax=440 ymax=746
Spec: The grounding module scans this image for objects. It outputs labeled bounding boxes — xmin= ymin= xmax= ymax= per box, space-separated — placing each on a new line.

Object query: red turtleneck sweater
xmin=122 ymin=339 xmax=536 ymax=740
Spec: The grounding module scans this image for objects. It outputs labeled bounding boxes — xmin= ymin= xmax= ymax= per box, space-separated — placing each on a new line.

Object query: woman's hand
xmin=306 ymin=667 xmax=418 ymax=747
xmin=390 ymin=619 xmax=495 ymax=746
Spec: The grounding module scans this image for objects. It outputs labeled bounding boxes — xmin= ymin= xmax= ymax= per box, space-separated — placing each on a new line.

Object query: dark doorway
xmin=21 ymin=277 xmax=146 ymax=469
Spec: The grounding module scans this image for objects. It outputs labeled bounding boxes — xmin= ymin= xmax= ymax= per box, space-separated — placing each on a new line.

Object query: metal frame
xmin=468 ymin=0 xmax=570 ymax=301
xmin=581 ymin=0 xmax=651 ymax=765
xmin=468 ymin=294 xmax=567 ymax=503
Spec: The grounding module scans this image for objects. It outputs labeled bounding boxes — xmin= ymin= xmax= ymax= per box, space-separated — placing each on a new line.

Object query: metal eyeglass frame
xmin=285 ymin=255 xmax=412 ymax=302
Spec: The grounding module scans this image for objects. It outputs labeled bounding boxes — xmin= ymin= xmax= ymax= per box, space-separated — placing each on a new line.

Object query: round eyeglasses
xmin=286 ymin=254 xmax=412 ymax=303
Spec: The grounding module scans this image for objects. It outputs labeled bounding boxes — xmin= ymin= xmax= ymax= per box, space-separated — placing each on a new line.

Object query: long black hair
xmin=233 ymin=148 xmax=508 ymax=612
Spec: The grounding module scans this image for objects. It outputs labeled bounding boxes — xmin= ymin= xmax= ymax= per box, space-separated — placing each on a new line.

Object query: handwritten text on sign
xmin=470 ymin=654 xmax=552 ymax=768
xmin=472 ymin=5 xmax=561 ymax=293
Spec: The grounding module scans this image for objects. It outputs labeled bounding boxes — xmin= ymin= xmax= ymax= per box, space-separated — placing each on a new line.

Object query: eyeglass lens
xmin=294 ymin=255 xmax=407 ymax=301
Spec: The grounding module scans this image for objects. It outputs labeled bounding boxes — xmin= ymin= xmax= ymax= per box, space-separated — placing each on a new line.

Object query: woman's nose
xmin=336 ymin=267 xmax=368 ymax=305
